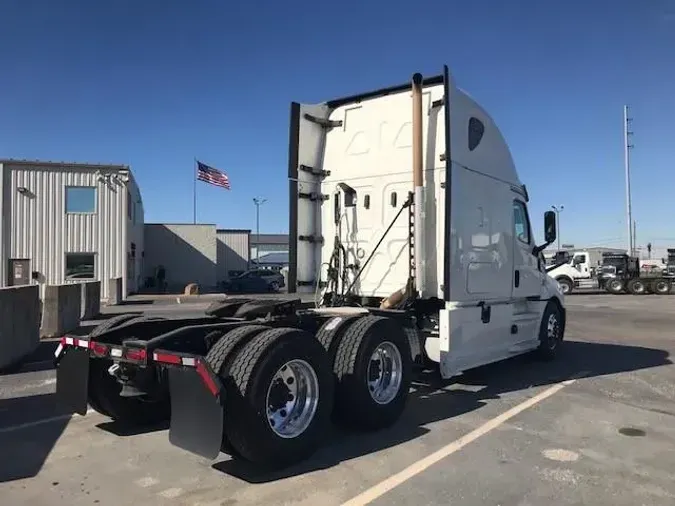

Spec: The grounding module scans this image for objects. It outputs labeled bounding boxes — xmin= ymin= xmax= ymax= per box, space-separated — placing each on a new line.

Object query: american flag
xmin=197 ymin=161 xmax=231 ymax=190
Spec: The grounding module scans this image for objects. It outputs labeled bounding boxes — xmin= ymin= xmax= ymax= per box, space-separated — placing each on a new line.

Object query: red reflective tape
xmin=196 ymin=360 xmax=219 ymax=397
xmin=153 ymin=352 xmax=182 ymax=365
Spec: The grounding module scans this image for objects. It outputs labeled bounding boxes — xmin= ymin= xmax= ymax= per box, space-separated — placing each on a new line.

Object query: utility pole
xmin=624 ymin=105 xmax=634 ymax=256
xmin=633 ymin=220 xmax=637 ymax=257
xmin=253 ymin=197 xmax=267 ymax=265
xmin=551 ymin=205 xmax=564 ymax=251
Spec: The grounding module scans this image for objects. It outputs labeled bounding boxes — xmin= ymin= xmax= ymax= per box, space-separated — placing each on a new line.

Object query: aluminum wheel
xmin=367 ymin=341 xmax=403 ymax=405
xmin=607 ymin=279 xmax=624 ymax=293
xmin=265 ymin=359 xmax=319 ymax=439
xmin=546 ymin=313 xmax=561 ymax=350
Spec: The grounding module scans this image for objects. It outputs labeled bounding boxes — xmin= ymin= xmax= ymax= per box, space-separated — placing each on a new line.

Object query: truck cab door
xmin=510 ymin=199 xmax=543 ymax=346
xmin=575 ymin=254 xmax=589 ymax=277
xmin=512 ymin=200 xmax=540 ymax=297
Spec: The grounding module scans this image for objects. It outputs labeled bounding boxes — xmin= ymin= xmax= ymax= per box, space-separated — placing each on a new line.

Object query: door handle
xmin=515 ymin=270 xmax=520 ymax=287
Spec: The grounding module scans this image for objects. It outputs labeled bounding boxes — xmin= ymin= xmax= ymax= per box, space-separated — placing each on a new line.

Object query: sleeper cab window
xmin=468 ymin=117 xmax=485 ymax=151
xmin=66 ymin=186 xmax=97 ymax=213
xmin=513 ymin=200 xmax=531 ymax=244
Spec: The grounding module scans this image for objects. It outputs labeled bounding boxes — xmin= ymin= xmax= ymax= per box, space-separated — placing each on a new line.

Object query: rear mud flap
xmin=167 ymin=368 xmax=224 ymax=460
xmin=55 ymin=347 xmax=90 ymax=416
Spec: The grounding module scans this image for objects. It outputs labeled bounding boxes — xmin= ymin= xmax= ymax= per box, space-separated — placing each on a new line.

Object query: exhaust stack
xmin=380 ymin=72 xmax=426 ymax=309
xmin=412 ymin=73 xmax=425 ymax=296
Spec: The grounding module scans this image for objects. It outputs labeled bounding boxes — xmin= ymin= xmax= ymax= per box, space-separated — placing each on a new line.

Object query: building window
xmin=65 ymin=253 xmax=96 ymax=280
xmin=66 ymin=186 xmax=97 ymax=213
xmin=513 ymin=200 xmax=531 ymax=245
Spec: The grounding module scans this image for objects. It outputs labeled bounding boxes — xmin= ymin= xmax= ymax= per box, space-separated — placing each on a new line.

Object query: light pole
xmin=551 ymin=205 xmax=564 ymax=251
xmin=253 ymin=197 xmax=267 ymax=265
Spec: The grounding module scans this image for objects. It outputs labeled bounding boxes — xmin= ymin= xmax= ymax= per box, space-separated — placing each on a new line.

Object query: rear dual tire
xmin=329 ymin=315 xmax=412 ymax=431
xmin=206 ymin=315 xmax=412 ymax=468
xmin=208 ymin=327 xmax=334 ymax=469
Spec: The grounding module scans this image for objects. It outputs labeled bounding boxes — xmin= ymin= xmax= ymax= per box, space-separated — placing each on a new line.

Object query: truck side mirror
xmin=544 ymin=211 xmax=557 ymax=244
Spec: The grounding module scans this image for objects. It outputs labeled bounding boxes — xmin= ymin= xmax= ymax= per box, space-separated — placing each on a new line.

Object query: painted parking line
xmin=342 ymin=378 xmax=578 ymax=506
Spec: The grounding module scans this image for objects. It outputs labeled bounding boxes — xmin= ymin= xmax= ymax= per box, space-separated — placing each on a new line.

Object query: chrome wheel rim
xmin=265 ymin=359 xmax=319 ymax=439
xmin=547 ymin=313 xmax=561 ymax=350
xmin=560 ymin=282 xmax=570 ymax=294
xmin=367 ymin=341 xmax=403 ymax=405
xmin=633 ymin=281 xmax=645 ymax=294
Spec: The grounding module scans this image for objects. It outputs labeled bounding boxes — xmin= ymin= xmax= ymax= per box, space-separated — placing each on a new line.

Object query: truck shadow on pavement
xmin=0 ymin=393 xmax=71 ymax=483
xmin=213 ymin=339 xmax=672 ymax=483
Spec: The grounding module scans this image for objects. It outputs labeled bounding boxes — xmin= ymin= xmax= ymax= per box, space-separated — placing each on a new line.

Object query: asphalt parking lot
xmin=1 ymin=294 xmax=674 ymax=506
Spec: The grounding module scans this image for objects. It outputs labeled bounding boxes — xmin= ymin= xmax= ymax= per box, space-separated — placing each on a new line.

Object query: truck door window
xmin=513 ymin=200 xmax=531 ymax=245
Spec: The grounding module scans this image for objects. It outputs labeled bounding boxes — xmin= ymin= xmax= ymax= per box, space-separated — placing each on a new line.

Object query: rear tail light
xmin=90 ymin=342 xmax=109 ymax=357
xmin=125 ymin=348 xmax=147 ymax=362
xmin=153 ymin=352 xmax=182 ymax=365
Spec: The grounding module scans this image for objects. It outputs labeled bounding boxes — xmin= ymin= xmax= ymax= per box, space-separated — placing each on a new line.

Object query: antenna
xmin=624 ymin=105 xmax=634 ymax=256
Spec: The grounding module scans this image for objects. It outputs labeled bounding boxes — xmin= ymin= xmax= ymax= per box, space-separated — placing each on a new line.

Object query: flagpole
xmin=193 ymin=158 xmax=197 ymax=224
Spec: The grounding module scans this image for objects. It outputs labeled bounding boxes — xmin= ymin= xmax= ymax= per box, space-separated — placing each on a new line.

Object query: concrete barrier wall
xmin=107 ymin=277 xmax=123 ymax=305
xmin=41 ymin=283 xmax=81 ymax=338
xmin=0 ymin=285 xmax=41 ymax=370
xmin=81 ymin=281 xmax=101 ymax=320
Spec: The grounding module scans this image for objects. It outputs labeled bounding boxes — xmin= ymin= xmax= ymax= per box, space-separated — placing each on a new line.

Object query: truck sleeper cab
xmin=54 ymin=66 xmax=566 ymax=471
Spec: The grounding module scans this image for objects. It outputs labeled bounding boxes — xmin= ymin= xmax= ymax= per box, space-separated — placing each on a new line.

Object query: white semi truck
xmin=546 ymin=250 xmax=592 ymax=294
xmin=54 ymin=66 xmax=566 ymax=470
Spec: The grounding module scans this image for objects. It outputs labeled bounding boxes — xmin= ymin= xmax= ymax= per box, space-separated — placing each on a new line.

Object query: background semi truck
xmin=597 ymin=250 xmax=675 ymax=295
xmin=55 ymin=66 xmax=566 ymax=470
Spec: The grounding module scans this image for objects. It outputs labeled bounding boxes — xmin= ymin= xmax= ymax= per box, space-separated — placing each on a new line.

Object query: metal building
xmin=143 ymin=224 xmax=218 ymax=290
xmin=216 ymin=229 xmax=250 ymax=283
xmin=250 ymin=233 xmax=289 ymax=262
xmin=0 ymin=159 xmax=144 ymax=298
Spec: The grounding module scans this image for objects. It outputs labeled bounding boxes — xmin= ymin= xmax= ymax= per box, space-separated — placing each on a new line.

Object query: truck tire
xmin=651 ymin=279 xmax=671 ymax=295
xmin=333 ymin=315 xmax=412 ymax=431
xmin=88 ymin=316 xmax=169 ymax=424
xmin=627 ymin=278 xmax=647 ymax=295
xmin=89 ymin=313 xmax=139 ymax=338
xmin=88 ymin=360 xmax=171 ymax=425
xmin=205 ymin=325 xmax=270 ymax=455
xmin=205 ymin=325 xmax=269 ymax=375
xmin=315 ymin=315 xmax=363 ymax=360
xmin=87 ymin=314 xmax=154 ymax=416
xmin=605 ymin=279 xmax=624 ymax=294
xmin=535 ymin=301 xmax=564 ymax=361
xmin=222 ymin=328 xmax=334 ymax=468
xmin=87 ymin=315 xmax=140 ymax=415
xmin=555 ymin=277 xmax=573 ymax=295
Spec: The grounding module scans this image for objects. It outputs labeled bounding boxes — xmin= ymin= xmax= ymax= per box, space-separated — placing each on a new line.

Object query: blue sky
xmin=1 ymin=0 xmax=673 ymax=252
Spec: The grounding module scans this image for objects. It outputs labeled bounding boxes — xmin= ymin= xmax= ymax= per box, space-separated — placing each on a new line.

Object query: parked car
xmin=222 ymin=269 xmax=285 ymax=293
